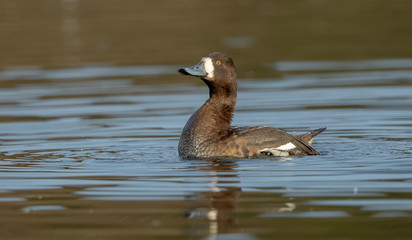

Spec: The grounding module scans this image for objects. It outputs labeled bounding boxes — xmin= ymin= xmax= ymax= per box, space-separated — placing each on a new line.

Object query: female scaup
xmin=178 ymin=52 xmax=325 ymax=158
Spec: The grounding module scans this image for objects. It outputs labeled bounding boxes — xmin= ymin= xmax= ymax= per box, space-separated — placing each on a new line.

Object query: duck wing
xmin=231 ymin=126 xmax=320 ymax=155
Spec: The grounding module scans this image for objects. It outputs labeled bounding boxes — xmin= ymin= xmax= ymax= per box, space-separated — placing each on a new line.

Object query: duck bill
xmin=178 ymin=61 xmax=207 ymax=77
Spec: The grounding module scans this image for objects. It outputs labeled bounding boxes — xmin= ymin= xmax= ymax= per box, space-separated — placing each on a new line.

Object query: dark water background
xmin=1 ymin=1 xmax=412 ymax=239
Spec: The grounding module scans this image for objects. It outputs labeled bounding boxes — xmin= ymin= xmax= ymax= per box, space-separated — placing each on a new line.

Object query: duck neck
xmin=203 ymin=81 xmax=237 ymax=132
xmin=207 ymin=93 xmax=236 ymax=129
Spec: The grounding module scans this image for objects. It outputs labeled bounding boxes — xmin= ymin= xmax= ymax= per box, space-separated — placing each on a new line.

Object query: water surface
xmin=1 ymin=60 xmax=412 ymax=239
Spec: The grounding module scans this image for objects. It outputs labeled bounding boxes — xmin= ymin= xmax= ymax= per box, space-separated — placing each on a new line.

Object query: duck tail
xmin=297 ymin=127 xmax=327 ymax=146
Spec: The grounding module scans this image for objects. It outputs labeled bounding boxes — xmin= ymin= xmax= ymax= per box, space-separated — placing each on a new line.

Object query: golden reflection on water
xmin=1 ymin=160 xmax=412 ymax=240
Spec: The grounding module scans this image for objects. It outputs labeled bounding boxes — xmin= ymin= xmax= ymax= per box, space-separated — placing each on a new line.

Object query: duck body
xmin=178 ymin=52 xmax=325 ymax=158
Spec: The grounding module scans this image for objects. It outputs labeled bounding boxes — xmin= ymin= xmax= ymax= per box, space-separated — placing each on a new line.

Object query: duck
xmin=178 ymin=52 xmax=326 ymax=158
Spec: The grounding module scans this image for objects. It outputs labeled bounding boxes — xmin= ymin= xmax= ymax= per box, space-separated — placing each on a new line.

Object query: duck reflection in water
xmin=185 ymin=159 xmax=241 ymax=235
xmin=185 ymin=158 xmax=296 ymax=237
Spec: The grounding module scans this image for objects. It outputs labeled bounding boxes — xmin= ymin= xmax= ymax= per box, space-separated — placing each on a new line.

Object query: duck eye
xmin=216 ymin=61 xmax=221 ymax=65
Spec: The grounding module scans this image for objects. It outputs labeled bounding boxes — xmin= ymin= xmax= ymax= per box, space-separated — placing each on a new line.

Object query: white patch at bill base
xmin=203 ymin=57 xmax=215 ymax=79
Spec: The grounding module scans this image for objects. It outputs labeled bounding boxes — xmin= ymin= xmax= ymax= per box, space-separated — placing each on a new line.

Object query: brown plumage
xmin=178 ymin=52 xmax=326 ymax=158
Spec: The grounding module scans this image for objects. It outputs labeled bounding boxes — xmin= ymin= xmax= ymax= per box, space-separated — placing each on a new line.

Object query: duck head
xmin=179 ymin=52 xmax=237 ymax=98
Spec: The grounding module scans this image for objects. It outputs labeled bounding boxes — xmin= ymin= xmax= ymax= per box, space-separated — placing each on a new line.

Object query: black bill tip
xmin=178 ymin=68 xmax=190 ymax=75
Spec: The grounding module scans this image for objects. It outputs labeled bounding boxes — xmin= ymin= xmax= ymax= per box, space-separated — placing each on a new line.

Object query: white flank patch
xmin=276 ymin=142 xmax=296 ymax=151
xmin=203 ymin=57 xmax=215 ymax=79
xmin=259 ymin=148 xmax=290 ymax=157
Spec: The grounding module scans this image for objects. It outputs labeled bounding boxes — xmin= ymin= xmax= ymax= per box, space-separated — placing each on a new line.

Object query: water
xmin=1 ymin=60 xmax=412 ymax=239
xmin=2 ymin=1 xmax=412 ymax=239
